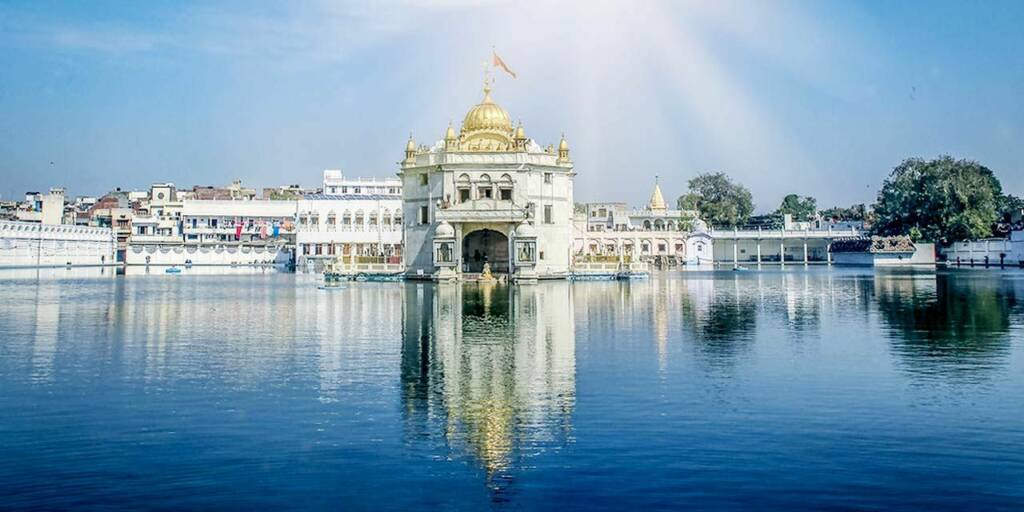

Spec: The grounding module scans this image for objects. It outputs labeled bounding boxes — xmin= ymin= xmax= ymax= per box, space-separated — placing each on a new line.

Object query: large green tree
xmin=776 ymin=194 xmax=817 ymax=222
xmin=872 ymin=156 xmax=1002 ymax=243
xmin=676 ymin=172 xmax=754 ymax=228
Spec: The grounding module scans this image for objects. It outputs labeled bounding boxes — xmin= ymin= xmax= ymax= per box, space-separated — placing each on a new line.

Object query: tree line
xmin=675 ymin=156 xmax=1022 ymax=244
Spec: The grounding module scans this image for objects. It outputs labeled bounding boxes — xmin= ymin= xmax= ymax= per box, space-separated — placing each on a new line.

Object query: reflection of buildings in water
xmin=313 ymin=283 xmax=404 ymax=402
xmin=873 ymin=272 xmax=1019 ymax=381
xmin=30 ymin=279 xmax=60 ymax=382
xmin=110 ymin=274 xmax=301 ymax=386
xmin=401 ymin=282 xmax=575 ymax=479
xmin=779 ymin=272 xmax=825 ymax=333
xmin=0 ymin=269 xmax=118 ymax=383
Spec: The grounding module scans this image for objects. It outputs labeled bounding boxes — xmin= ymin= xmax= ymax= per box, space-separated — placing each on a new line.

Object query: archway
xmin=462 ymin=229 xmax=509 ymax=273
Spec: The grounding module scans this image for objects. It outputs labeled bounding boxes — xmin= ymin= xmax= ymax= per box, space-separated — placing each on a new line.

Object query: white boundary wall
xmin=941 ymin=232 xmax=1023 ymax=266
xmin=0 ymin=220 xmax=115 ymax=268
xmin=126 ymin=243 xmax=292 ymax=266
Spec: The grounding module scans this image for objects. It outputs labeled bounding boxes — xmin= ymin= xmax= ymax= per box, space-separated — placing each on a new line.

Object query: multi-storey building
xmin=295 ymin=170 xmax=403 ymax=268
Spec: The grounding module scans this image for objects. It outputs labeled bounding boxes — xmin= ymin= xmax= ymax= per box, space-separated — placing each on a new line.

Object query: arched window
xmin=498 ymin=173 xmax=514 ymax=201
xmin=477 ymin=174 xmax=494 ymax=199
xmin=457 ymin=173 xmax=472 ymax=203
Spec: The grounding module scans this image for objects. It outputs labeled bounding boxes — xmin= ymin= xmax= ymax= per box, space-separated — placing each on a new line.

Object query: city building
xmin=573 ymin=181 xmax=697 ymax=267
xmin=15 ymin=188 xmax=65 ymax=225
xmin=190 ymin=180 xmax=257 ymax=201
xmin=295 ymin=170 xmax=403 ymax=269
xmin=322 ymin=170 xmax=401 ymax=196
xmin=181 ymin=199 xmax=297 ymax=245
xmin=400 ymin=80 xmax=574 ymax=281
xmin=262 ymin=184 xmax=321 ymax=200
xmin=130 ymin=183 xmax=184 ymax=245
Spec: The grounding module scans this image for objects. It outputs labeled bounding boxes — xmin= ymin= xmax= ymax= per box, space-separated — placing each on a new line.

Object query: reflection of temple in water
xmin=401 ymin=281 xmax=575 ymax=481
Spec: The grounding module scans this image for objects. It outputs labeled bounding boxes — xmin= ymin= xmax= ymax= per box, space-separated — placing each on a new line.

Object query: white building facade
xmin=573 ymin=182 xmax=696 ymax=267
xmin=126 ymin=199 xmax=296 ymax=266
xmin=295 ymin=190 xmax=403 ymax=267
xmin=401 ymin=81 xmax=575 ymax=281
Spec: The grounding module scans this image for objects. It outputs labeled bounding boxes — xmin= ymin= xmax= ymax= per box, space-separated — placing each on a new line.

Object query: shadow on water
xmin=400 ymin=281 xmax=576 ymax=503
xmin=873 ymin=270 xmax=1023 ymax=382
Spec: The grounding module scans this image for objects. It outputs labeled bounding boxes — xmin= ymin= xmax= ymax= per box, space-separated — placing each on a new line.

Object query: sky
xmin=1 ymin=0 xmax=1022 ymax=212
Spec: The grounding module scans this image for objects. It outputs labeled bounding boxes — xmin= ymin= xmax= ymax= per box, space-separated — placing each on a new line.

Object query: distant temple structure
xmin=400 ymin=79 xmax=574 ymax=281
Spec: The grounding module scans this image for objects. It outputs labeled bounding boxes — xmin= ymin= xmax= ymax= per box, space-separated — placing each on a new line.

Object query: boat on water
xmin=165 ymin=266 xmax=182 ymax=274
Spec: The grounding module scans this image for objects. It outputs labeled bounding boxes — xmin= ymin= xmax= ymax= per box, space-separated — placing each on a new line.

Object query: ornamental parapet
xmin=0 ymin=220 xmax=114 ymax=242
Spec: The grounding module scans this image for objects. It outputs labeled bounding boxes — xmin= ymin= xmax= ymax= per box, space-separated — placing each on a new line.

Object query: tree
xmin=994 ymin=193 xmax=1024 ymax=235
xmin=821 ymin=204 xmax=866 ymax=222
xmin=871 ymin=156 xmax=1002 ymax=244
xmin=776 ymin=194 xmax=817 ymax=222
xmin=676 ymin=172 xmax=754 ymax=228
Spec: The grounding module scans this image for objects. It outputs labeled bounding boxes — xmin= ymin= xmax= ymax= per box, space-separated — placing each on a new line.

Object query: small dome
xmin=445 ymin=123 xmax=456 ymax=140
xmin=435 ymin=221 xmax=455 ymax=238
xmin=515 ymin=222 xmax=537 ymax=238
xmin=514 ymin=122 xmax=525 ymax=139
xmin=558 ymin=135 xmax=569 ymax=151
xmin=405 ymin=136 xmax=416 ymax=151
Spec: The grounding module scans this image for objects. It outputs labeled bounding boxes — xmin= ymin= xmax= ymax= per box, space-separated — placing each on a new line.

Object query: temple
xmin=400 ymin=79 xmax=574 ymax=282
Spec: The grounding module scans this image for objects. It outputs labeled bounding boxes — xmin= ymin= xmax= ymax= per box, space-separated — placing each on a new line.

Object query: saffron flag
xmin=493 ymin=51 xmax=516 ymax=79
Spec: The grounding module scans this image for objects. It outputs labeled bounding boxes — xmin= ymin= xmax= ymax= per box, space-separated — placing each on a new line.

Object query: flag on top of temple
xmin=493 ymin=51 xmax=516 ymax=79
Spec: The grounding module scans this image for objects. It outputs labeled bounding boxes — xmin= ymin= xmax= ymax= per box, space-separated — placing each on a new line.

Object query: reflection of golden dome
xmin=462 ymin=85 xmax=512 ymax=134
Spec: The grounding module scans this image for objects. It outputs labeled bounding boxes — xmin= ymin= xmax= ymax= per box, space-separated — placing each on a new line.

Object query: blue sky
xmin=1 ymin=0 xmax=1021 ymax=211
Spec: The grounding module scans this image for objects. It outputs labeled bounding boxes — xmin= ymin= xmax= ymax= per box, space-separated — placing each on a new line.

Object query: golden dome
xmin=462 ymin=85 xmax=512 ymax=135
xmin=445 ymin=123 xmax=456 ymax=140
xmin=405 ymin=135 xmax=416 ymax=152
xmin=514 ymin=121 xmax=525 ymax=140
xmin=558 ymin=135 xmax=569 ymax=151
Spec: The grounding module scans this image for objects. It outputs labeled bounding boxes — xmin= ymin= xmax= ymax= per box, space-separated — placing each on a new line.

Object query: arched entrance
xmin=462 ymin=229 xmax=509 ymax=273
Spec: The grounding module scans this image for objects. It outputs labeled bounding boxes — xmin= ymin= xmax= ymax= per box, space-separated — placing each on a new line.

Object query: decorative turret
xmin=513 ymin=120 xmax=527 ymax=150
xmin=444 ymin=122 xmax=457 ymax=150
xmin=557 ymin=133 xmax=570 ymax=163
xmin=404 ymin=135 xmax=416 ymax=164
xmin=648 ymin=177 xmax=667 ymax=213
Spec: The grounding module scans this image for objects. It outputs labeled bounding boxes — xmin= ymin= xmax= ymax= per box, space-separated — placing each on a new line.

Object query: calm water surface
xmin=1 ymin=267 xmax=1023 ymax=510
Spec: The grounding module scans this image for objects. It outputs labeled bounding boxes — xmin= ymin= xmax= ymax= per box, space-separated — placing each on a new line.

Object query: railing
xmin=574 ymin=254 xmax=621 ymax=263
xmin=708 ymin=227 xmax=861 ymax=239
